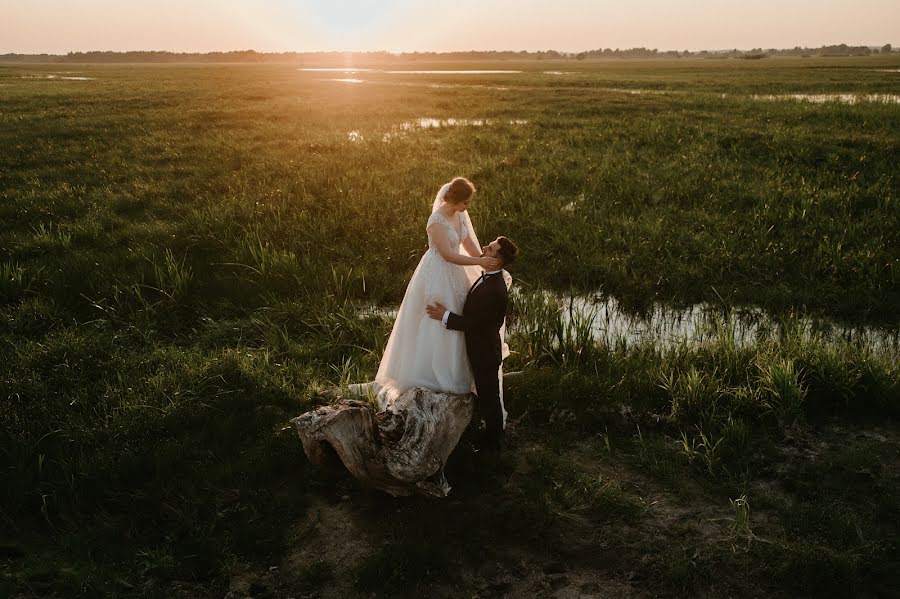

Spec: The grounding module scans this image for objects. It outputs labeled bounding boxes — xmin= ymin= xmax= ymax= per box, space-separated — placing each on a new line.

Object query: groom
xmin=426 ymin=236 xmax=519 ymax=452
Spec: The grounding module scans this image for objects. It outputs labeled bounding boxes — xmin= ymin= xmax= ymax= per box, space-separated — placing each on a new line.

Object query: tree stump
xmin=291 ymin=382 xmax=475 ymax=497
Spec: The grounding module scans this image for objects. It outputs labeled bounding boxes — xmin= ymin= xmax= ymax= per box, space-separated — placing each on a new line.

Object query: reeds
xmin=509 ymin=289 xmax=897 ymax=483
xmin=509 ymin=288 xmax=599 ymax=367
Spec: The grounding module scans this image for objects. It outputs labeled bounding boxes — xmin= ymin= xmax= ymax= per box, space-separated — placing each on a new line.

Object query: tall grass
xmin=508 ymin=288 xmax=598 ymax=366
xmin=0 ymin=57 xmax=897 ymax=596
xmin=509 ymin=290 xmax=898 ymax=483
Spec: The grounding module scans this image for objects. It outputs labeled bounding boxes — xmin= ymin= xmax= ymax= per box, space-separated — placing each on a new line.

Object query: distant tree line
xmin=0 ymin=44 xmax=896 ymax=64
xmin=573 ymin=43 xmax=893 ymax=59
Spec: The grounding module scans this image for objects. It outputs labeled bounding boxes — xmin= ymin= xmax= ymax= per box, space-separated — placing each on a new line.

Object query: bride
xmin=375 ymin=178 xmax=501 ymax=395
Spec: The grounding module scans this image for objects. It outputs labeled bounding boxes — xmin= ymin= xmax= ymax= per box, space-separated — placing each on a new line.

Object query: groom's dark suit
xmin=444 ymin=271 xmax=508 ymax=446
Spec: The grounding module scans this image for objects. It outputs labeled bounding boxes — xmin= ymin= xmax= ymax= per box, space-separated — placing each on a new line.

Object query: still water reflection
xmin=347 ymin=117 xmax=528 ymax=143
xmin=20 ymin=74 xmax=95 ymax=81
xmin=752 ymin=93 xmax=900 ymax=105
xmin=359 ymin=292 xmax=897 ymax=354
xmin=510 ymin=291 xmax=899 ymax=352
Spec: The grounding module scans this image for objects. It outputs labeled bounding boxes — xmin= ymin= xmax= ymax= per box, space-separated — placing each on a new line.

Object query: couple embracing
xmin=375 ymin=177 xmax=519 ymax=452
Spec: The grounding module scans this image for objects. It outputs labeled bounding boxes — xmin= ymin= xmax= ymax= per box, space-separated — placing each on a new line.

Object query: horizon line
xmin=3 ymin=42 xmax=899 ymax=57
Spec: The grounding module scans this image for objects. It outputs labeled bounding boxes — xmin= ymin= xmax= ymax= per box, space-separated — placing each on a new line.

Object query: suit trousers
xmin=472 ymin=360 xmax=503 ymax=444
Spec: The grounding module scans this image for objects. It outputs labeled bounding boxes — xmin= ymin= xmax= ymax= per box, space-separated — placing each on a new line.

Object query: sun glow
xmin=1 ymin=0 xmax=898 ymax=54
xmin=300 ymin=0 xmax=403 ymax=37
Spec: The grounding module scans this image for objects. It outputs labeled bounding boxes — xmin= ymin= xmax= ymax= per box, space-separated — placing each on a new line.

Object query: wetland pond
xmin=512 ymin=292 xmax=899 ymax=352
xmin=18 ymin=74 xmax=95 ymax=80
xmin=300 ymin=68 xmax=522 ymax=74
xmin=347 ymin=117 xmax=528 ymax=142
xmin=312 ymin=71 xmax=900 ymax=104
xmin=361 ymin=292 xmax=899 ymax=354
xmin=752 ymin=92 xmax=900 ymax=104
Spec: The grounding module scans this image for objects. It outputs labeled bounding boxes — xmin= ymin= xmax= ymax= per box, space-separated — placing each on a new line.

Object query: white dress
xmin=375 ymin=210 xmax=479 ymax=395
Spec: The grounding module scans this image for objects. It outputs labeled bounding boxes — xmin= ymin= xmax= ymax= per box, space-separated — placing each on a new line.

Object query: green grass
xmin=1 ymin=56 xmax=898 ymax=597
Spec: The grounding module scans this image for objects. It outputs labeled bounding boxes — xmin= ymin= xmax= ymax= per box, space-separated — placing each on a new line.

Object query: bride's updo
xmin=444 ymin=177 xmax=476 ymax=204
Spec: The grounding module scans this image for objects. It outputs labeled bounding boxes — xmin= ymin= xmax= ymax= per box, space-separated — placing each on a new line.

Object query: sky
xmin=2 ymin=0 xmax=898 ymax=54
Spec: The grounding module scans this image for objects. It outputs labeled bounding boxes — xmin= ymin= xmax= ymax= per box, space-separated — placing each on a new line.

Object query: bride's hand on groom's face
xmin=480 ymin=257 xmax=502 ymax=271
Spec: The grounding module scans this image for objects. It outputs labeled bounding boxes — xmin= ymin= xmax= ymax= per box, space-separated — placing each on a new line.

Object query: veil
xmin=432 ymin=183 xmax=510 ymax=428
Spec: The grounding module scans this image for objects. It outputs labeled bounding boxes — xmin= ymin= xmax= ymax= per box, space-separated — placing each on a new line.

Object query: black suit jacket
xmin=446 ymin=273 xmax=508 ymax=368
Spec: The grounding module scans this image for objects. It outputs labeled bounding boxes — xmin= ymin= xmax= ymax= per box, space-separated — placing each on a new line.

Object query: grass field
xmin=1 ymin=56 xmax=899 ymax=597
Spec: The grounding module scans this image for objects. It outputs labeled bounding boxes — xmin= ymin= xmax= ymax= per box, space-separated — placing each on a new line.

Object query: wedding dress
xmin=375 ymin=184 xmax=510 ymax=424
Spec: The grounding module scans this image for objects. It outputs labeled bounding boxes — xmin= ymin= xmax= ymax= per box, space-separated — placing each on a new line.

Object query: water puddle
xmin=20 ymin=74 xmax=95 ymax=81
xmin=316 ymin=78 xmax=718 ymax=97
xmin=299 ymin=67 xmax=375 ymax=72
xmin=347 ymin=117 xmax=528 ymax=143
xmin=402 ymin=117 xmax=526 ymax=128
xmin=357 ymin=291 xmax=897 ymax=355
xmin=384 ymin=117 xmax=527 ymax=141
xmin=324 ymin=79 xmax=509 ymax=91
xmin=544 ymin=71 xmax=575 ymax=75
xmin=426 ymin=82 xmax=510 ymax=90
xmin=511 ymin=291 xmax=899 ymax=352
xmin=358 ymin=305 xmax=398 ymax=321
xmin=383 ymin=70 xmax=522 ymax=74
xmin=752 ymin=93 xmax=900 ymax=105
xmin=599 ymin=87 xmax=663 ymax=95
xmin=560 ymin=193 xmax=589 ymax=213
xmin=302 ymin=68 xmax=521 ymax=76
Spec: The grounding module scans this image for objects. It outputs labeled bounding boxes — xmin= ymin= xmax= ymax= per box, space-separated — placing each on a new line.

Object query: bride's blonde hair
xmin=444 ymin=177 xmax=476 ymax=204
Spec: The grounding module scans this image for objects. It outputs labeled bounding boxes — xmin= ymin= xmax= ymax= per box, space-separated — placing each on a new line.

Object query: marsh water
xmin=19 ymin=74 xmax=95 ymax=80
xmin=308 ymin=69 xmax=900 ymax=105
xmin=347 ymin=117 xmax=528 ymax=142
xmin=361 ymin=292 xmax=898 ymax=354
xmin=753 ymin=93 xmax=900 ymax=104
xmin=300 ymin=68 xmax=522 ymax=75
xmin=514 ymin=291 xmax=899 ymax=352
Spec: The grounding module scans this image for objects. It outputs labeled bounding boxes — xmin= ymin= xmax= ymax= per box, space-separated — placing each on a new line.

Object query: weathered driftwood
xmin=291 ymin=382 xmax=475 ymax=497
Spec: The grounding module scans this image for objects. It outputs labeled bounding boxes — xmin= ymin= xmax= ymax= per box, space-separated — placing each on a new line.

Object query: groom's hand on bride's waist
xmin=425 ymin=302 xmax=447 ymax=321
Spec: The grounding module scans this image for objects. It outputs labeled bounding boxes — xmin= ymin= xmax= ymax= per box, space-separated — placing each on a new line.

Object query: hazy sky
xmin=2 ymin=0 xmax=897 ymax=54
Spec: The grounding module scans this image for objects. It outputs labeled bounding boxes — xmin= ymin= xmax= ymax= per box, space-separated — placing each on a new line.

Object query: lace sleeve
xmin=426 ymin=211 xmax=446 ymax=230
